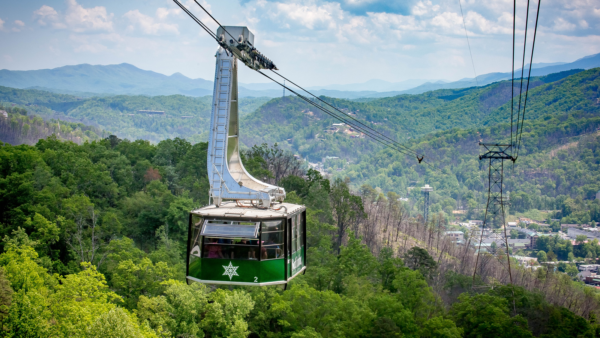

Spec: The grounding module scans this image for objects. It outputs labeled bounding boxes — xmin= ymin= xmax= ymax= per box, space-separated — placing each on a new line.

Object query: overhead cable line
xmin=182 ymin=0 xmax=429 ymax=164
xmin=513 ymin=0 xmax=531 ymax=157
xmin=510 ymin=0 xmax=516 ymax=155
xmin=515 ymin=0 xmax=541 ymax=160
xmin=458 ymin=0 xmax=479 ymax=86
xmin=270 ymin=70 xmax=422 ymax=158
xmin=256 ymin=69 xmax=432 ymax=164
xmin=173 ymin=0 xmax=216 ymax=40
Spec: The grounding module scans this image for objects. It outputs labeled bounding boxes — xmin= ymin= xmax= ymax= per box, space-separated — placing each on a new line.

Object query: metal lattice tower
xmin=421 ymin=184 xmax=433 ymax=224
xmin=473 ymin=143 xmax=514 ymax=285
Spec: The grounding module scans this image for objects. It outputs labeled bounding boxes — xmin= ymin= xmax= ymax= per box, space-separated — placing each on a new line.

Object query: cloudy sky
xmin=0 ymin=0 xmax=598 ymax=86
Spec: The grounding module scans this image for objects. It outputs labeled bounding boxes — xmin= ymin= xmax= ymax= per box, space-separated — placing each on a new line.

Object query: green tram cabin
xmin=187 ymin=202 xmax=306 ymax=286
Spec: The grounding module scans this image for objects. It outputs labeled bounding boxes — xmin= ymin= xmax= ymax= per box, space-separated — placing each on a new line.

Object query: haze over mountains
xmin=0 ymin=53 xmax=598 ymax=99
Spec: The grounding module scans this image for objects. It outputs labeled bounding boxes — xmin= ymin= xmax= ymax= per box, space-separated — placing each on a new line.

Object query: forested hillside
xmin=0 ymin=104 xmax=105 ymax=145
xmin=0 ymin=86 xmax=270 ymax=143
xmin=333 ymin=110 xmax=600 ymax=223
xmin=0 ymin=68 xmax=597 ymax=153
xmin=0 ymin=135 xmax=598 ymax=337
xmin=241 ymin=68 xmax=598 ymax=161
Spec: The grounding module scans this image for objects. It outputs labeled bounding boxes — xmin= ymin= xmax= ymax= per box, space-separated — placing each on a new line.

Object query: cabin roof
xmin=192 ymin=201 xmax=305 ymax=219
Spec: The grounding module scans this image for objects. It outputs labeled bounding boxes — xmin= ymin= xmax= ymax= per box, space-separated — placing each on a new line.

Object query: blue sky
xmin=0 ymin=0 xmax=598 ymax=86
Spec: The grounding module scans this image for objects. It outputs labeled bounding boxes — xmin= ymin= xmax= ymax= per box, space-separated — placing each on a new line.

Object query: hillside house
xmin=512 ymin=255 xmax=538 ymax=267
xmin=138 ymin=110 xmax=165 ymax=116
xmin=508 ymin=239 xmax=531 ymax=249
xmin=516 ymin=228 xmax=538 ymax=238
xmin=568 ymin=228 xmax=600 ymax=241
xmin=444 ymin=231 xmax=464 ymax=242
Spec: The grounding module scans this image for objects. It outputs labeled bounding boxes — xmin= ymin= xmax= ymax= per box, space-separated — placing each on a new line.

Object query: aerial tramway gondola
xmin=185 ymin=26 xmax=306 ymax=286
xmin=177 ymin=0 xmax=429 ymax=286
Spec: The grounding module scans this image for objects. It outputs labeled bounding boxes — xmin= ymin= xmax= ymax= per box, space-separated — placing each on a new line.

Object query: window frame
xmin=260 ymin=219 xmax=285 ymax=261
xmin=200 ymin=219 xmax=260 ymax=239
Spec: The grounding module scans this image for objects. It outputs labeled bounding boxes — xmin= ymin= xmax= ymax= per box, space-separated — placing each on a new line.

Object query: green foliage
xmin=242 ymin=68 xmax=600 ymax=164
xmin=87 ymin=307 xmax=158 ymax=338
xmin=419 ymin=316 xmax=463 ymax=338
xmin=330 ymin=178 xmax=365 ymax=252
xmin=137 ymin=281 xmax=209 ymax=338
xmin=0 ymin=88 xmax=269 ymax=143
xmin=0 ymin=267 xmax=12 ymax=324
xmin=404 ymin=246 xmax=438 ymax=278
xmin=275 ymin=283 xmax=374 ymax=338
xmin=0 ymin=124 xmax=597 ymax=337
xmin=202 ymin=289 xmax=254 ymax=338
xmin=0 ymin=104 xmax=105 ymax=146
xmin=110 ymin=258 xmax=180 ymax=309
xmin=450 ymin=293 xmax=533 ymax=338
xmin=537 ymin=250 xmax=547 ymax=263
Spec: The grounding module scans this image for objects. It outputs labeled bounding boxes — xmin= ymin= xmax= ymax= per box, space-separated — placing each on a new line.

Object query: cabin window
xmin=201 ymin=220 xmax=260 ymax=238
xmin=261 ymin=220 xmax=283 ymax=260
xmin=298 ymin=212 xmax=304 ymax=252
xmin=189 ymin=215 xmax=204 ymax=258
xmin=291 ymin=216 xmax=298 ymax=253
xmin=200 ymin=219 xmax=260 ymax=260
xmin=202 ymin=237 xmax=260 ymax=260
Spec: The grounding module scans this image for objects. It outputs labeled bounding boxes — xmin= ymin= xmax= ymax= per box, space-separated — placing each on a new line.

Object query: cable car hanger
xmin=172 ymin=0 xmax=433 ymax=169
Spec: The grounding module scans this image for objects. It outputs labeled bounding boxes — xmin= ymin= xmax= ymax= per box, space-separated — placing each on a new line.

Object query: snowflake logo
xmin=222 ymin=261 xmax=239 ymax=280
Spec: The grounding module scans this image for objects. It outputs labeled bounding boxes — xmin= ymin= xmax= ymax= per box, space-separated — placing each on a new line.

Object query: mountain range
xmin=0 ymin=53 xmax=598 ymax=99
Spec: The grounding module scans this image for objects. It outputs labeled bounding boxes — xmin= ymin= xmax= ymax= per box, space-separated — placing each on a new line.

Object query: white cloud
xmin=12 ymin=20 xmax=25 ymax=32
xmin=412 ymin=1 xmax=439 ymax=16
xmin=156 ymin=8 xmax=182 ymax=21
xmin=124 ymin=9 xmax=179 ymax=35
xmin=369 ymin=12 xmax=420 ymax=32
xmin=33 ymin=5 xmax=66 ymax=29
xmin=64 ymin=0 xmax=113 ymax=32
xmin=465 ymin=11 xmax=511 ymax=34
xmin=553 ymin=17 xmax=576 ymax=31
xmin=0 ymin=18 xmax=4 ymax=31
xmin=431 ymin=11 xmax=463 ymax=33
xmin=272 ymin=2 xmax=343 ymax=30
xmin=33 ymin=0 xmax=113 ymax=32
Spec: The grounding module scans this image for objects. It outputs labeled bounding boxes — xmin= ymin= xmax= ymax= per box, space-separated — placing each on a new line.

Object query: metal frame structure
xmin=473 ymin=143 xmax=514 ymax=284
xmin=207 ymin=26 xmax=285 ymax=207
xmin=421 ymin=184 xmax=433 ymax=224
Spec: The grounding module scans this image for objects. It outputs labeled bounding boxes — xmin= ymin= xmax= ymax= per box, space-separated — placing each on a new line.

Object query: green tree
xmin=110 ymin=258 xmax=179 ymax=309
xmin=137 ymin=281 xmax=209 ymax=338
xmin=330 ymin=178 xmax=365 ymax=253
xmin=450 ymin=293 xmax=533 ymax=338
xmin=50 ymin=262 xmax=122 ymax=337
xmin=88 ymin=307 xmax=158 ymax=338
xmin=202 ymin=289 xmax=254 ymax=338
xmin=392 ymin=268 xmax=438 ymax=322
xmin=537 ymin=250 xmax=547 ymax=263
xmin=419 ymin=316 xmax=463 ymax=338
xmin=274 ymin=284 xmax=374 ymax=338
xmin=404 ymin=246 xmax=438 ymax=278
xmin=0 ymin=267 xmax=13 ymax=324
